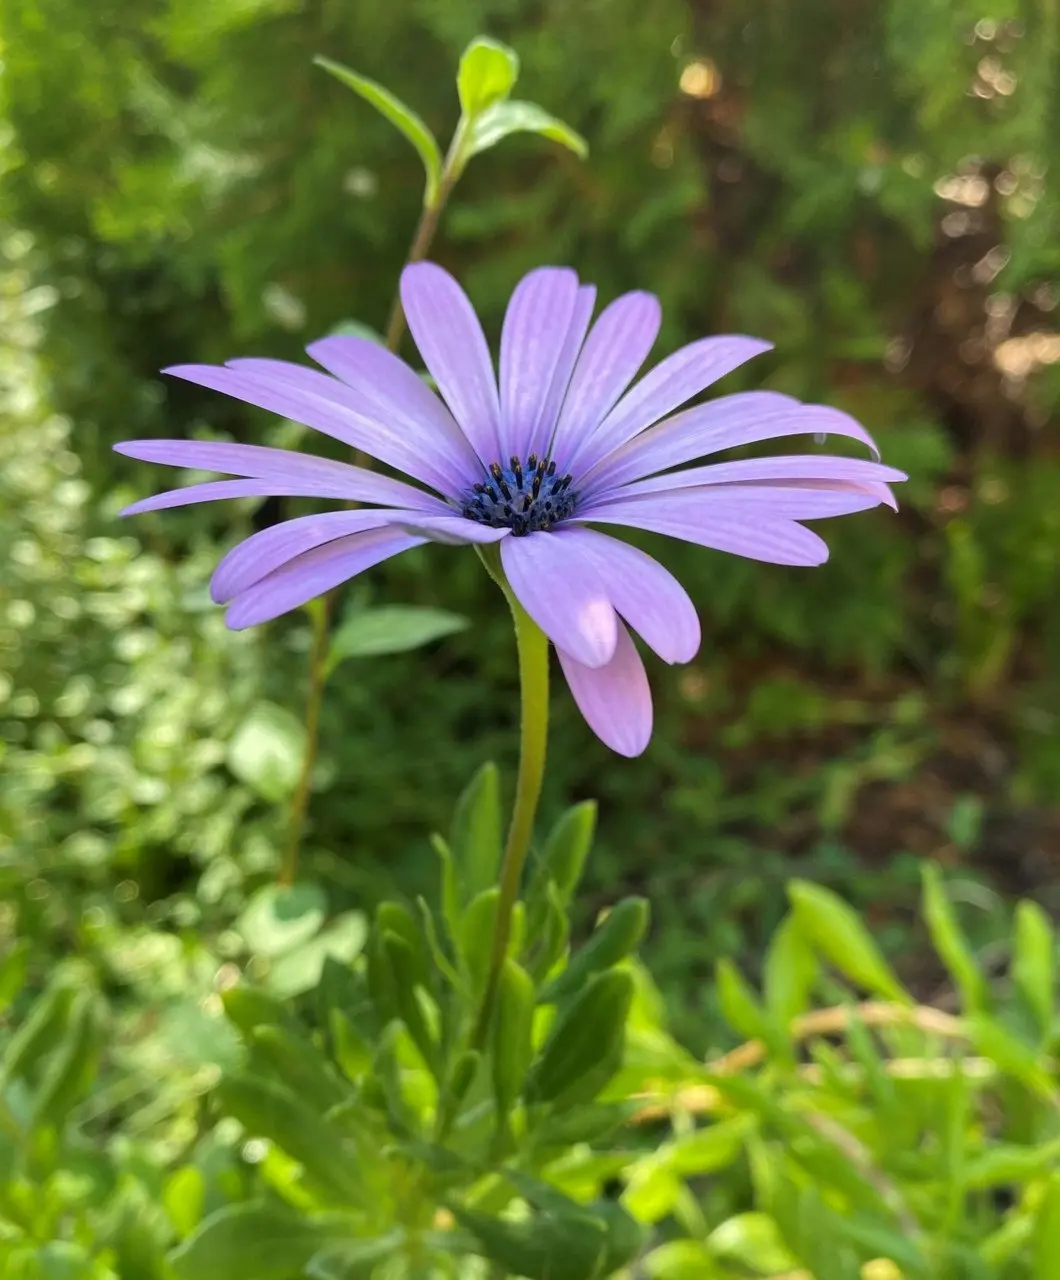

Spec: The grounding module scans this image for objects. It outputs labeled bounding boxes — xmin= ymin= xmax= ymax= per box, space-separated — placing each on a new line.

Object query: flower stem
xmin=283 ymin=165 xmax=459 ymax=885
xmin=473 ymin=577 xmax=550 ymax=1048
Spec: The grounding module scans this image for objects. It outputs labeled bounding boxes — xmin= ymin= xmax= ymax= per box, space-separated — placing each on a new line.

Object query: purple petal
xmin=302 ymin=337 xmax=480 ymax=483
xmin=498 ymin=267 xmax=581 ymax=461
xmin=500 ymin=531 xmax=618 ymax=668
xmin=400 ymin=263 xmax=502 ymax=466
xmin=583 ymin=397 xmax=880 ymax=496
xmin=574 ymin=492 xmax=830 ymax=565
xmin=558 ymin=527 xmax=700 ymax=663
xmin=557 ymin=621 xmax=652 ymax=757
xmin=586 ymin=486 xmax=887 ymax=519
xmin=611 ymin=454 xmax=905 ymax=507
xmin=113 ymin=440 xmax=449 ymax=511
xmin=524 ymin=284 xmax=597 ymax=462
xmin=120 ymin=479 xmax=297 ymax=515
xmin=389 ymin=515 xmax=509 ymax=546
xmin=212 ymin=510 xmax=398 ymax=602
xmin=165 ymin=360 xmax=465 ymax=494
xmin=567 ymin=336 xmax=773 ymax=474
xmin=549 ymin=291 xmax=661 ymax=464
xmin=225 ymin=528 xmax=424 ymax=629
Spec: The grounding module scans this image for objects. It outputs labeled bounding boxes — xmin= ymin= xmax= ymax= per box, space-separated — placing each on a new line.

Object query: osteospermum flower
xmin=117 ymin=264 xmax=904 ymax=756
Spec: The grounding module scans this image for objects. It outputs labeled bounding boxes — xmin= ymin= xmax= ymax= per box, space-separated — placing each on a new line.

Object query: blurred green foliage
xmin=3 ymin=0 xmax=1060 ymax=1271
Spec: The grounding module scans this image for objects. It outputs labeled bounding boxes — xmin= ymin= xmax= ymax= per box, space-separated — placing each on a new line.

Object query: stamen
xmin=460 ymin=454 xmax=578 ymax=536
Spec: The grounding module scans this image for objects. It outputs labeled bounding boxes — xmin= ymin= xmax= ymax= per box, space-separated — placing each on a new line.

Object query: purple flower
xmin=117 ymin=264 xmax=904 ymax=756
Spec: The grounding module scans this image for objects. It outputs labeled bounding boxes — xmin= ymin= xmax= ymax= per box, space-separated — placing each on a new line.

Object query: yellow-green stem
xmin=473 ymin=577 xmax=550 ymax=1048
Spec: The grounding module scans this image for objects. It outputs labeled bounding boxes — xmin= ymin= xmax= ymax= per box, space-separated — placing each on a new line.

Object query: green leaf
xmin=30 ymin=992 xmax=100 ymax=1127
xmin=326 ymin=605 xmax=468 ymax=674
xmin=0 ymin=981 xmax=76 ymax=1088
xmin=788 ymin=880 xmax=909 ymax=1003
xmin=968 ymin=1013 xmax=1055 ymax=1099
xmin=527 ymin=969 xmax=633 ymax=1110
xmin=1013 ymin=899 xmax=1054 ymax=1040
xmin=267 ymin=913 xmax=368 ymax=998
xmin=249 ymin=1025 xmax=347 ymax=1111
xmin=529 ymin=800 xmax=597 ymax=912
xmin=922 ymin=863 xmax=988 ymax=1013
xmin=163 ymin=1167 xmax=205 ymax=1239
xmin=643 ymin=1240 xmax=724 ymax=1278
xmin=217 ymin=1074 xmax=365 ymax=1204
xmin=707 ymin=1212 xmax=799 ymax=1273
xmin=381 ymin=930 xmax=439 ymax=1073
xmin=314 ymin=56 xmax=443 ymax=206
xmin=461 ymin=887 xmax=501 ymax=999
xmin=457 ymin=37 xmax=519 ymax=117
xmin=462 ymin=100 xmax=588 ymax=166
xmin=763 ymin=913 xmax=818 ymax=1034
xmin=1035 ymin=1173 xmax=1060 ymax=1278
xmin=236 ymin=882 xmax=326 ymax=957
xmin=716 ymin=957 xmax=771 ymax=1044
xmin=492 ymin=959 xmax=536 ymax=1114
xmin=227 ymin=702 xmax=307 ymax=804
xmin=451 ymin=761 xmax=502 ymax=903
xmin=307 ymin=1232 xmax=405 ymax=1280
xmin=0 ymin=941 xmax=28 ymax=1012
xmin=543 ymin=897 xmax=649 ymax=1002
xmin=169 ymin=1203 xmax=338 ymax=1280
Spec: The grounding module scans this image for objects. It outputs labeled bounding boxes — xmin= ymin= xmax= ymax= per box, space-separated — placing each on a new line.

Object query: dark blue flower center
xmin=460 ymin=455 xmax=578 ymax=536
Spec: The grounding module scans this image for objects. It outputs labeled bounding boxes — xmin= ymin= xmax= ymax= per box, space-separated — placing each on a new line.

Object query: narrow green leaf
xmin=463 ymin=100 xmax=588 ymax=164
xmin=249 ymin=1025 xmax=347 ymax=1111
xmin=0 ymin=982 xmax=76 ymax=1088
xmin=307 ymin=1231 xmax=406 ymax=1280
xmin=461 ymin=887 xmax=501 ymax=999
xmin=451 ymin=762 xmax=502 ymax=902
xmin=788 ymin=880 xmax=909 ymax=1003
xmin=716 ymin=958 xmax=771 ymax=1044
xmin=529 ymin=801 xmax=597 ymax=913
xmin=314 ymin=56 xmax=443 ymax=205
xmin=0 ymin=942 xmax=28 ymax=1012
xmin=492 ymin=959 xmax=536 ymax=1114
xmin=968 ymin=1013 xmax=1055 ymax=1099
xmin=227 ymin=702 xmax=306 ymax=803
xmin=29 ymin=993 xmax=100 ymax=1127
xmin=1034 ymin=1173 xmax=1060 ymax=1278
xmin=543 ymin=897 xmax=649 ymax=1002
xmin=1013 ymin=899 xmax=1054 ymax=1040
xmin=218 ymin=1074 xmax=365 ymax=1203
xmin=326 ymin=605 xmax=467 ymax=674
xmin=707 ymin=1213 xmax=799 ymax=1274
xmin=458 ymin=37 xmax=519 ymax=117
xmin=763 ymin=913 xmax=818 ymax=1033
xmin=528 ymin=969 xmax=633 ymax=1110
xmin=921 ymin=863 xmax=988 ymax=1013
xmin=169 ymin=1203 xmax=337 ymax=1280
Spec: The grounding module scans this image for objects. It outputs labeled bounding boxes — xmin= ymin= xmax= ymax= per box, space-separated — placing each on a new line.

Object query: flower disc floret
xmin=461 ymin=455 xmax=577 ymax=535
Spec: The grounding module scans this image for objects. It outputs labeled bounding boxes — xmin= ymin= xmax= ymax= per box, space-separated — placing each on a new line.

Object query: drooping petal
xmin=212 ymin=509 xmax=398 ymax=603
xmin=113 ymin=440 xmax=449 ymax=510
xmin=574 ymin=492 xmax=830 ymax=565
xmin=583 ymin=397 xmax=880 ymax=496
xmin=500 ymin=530 xmax=618 ymax=668
xmin=557 ymin=527 xmax=700 ymax=663
xmin=164 ymin=361 xmax=469 ymax=494
xmin=302 ymin=336 xmax=481 ymax=484
xmin=388 ymin=515 xmax=509 ymax=546
xmin=225 ymin=527 xmax=425 ymax=629
xmin=120 ymin=479 xmax=296 ymax=516
xmin=567 ymin=336 xmax=773 ymax=474
xmin=524 ymin=284 xmax=597 ymax=462
xmin=400 ymin=262 xmax=502 ymax=466
xmin=549 ymin=290 xmax=661 ymax=464
xmin=498 ymin=267 xmax=581 ymax=461
xmin=557 ymin=622 xmax=652 ymax=757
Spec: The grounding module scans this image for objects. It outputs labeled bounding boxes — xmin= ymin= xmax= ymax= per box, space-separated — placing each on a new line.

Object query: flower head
xmin=117 ymin=263 xmax=904 ymax=756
